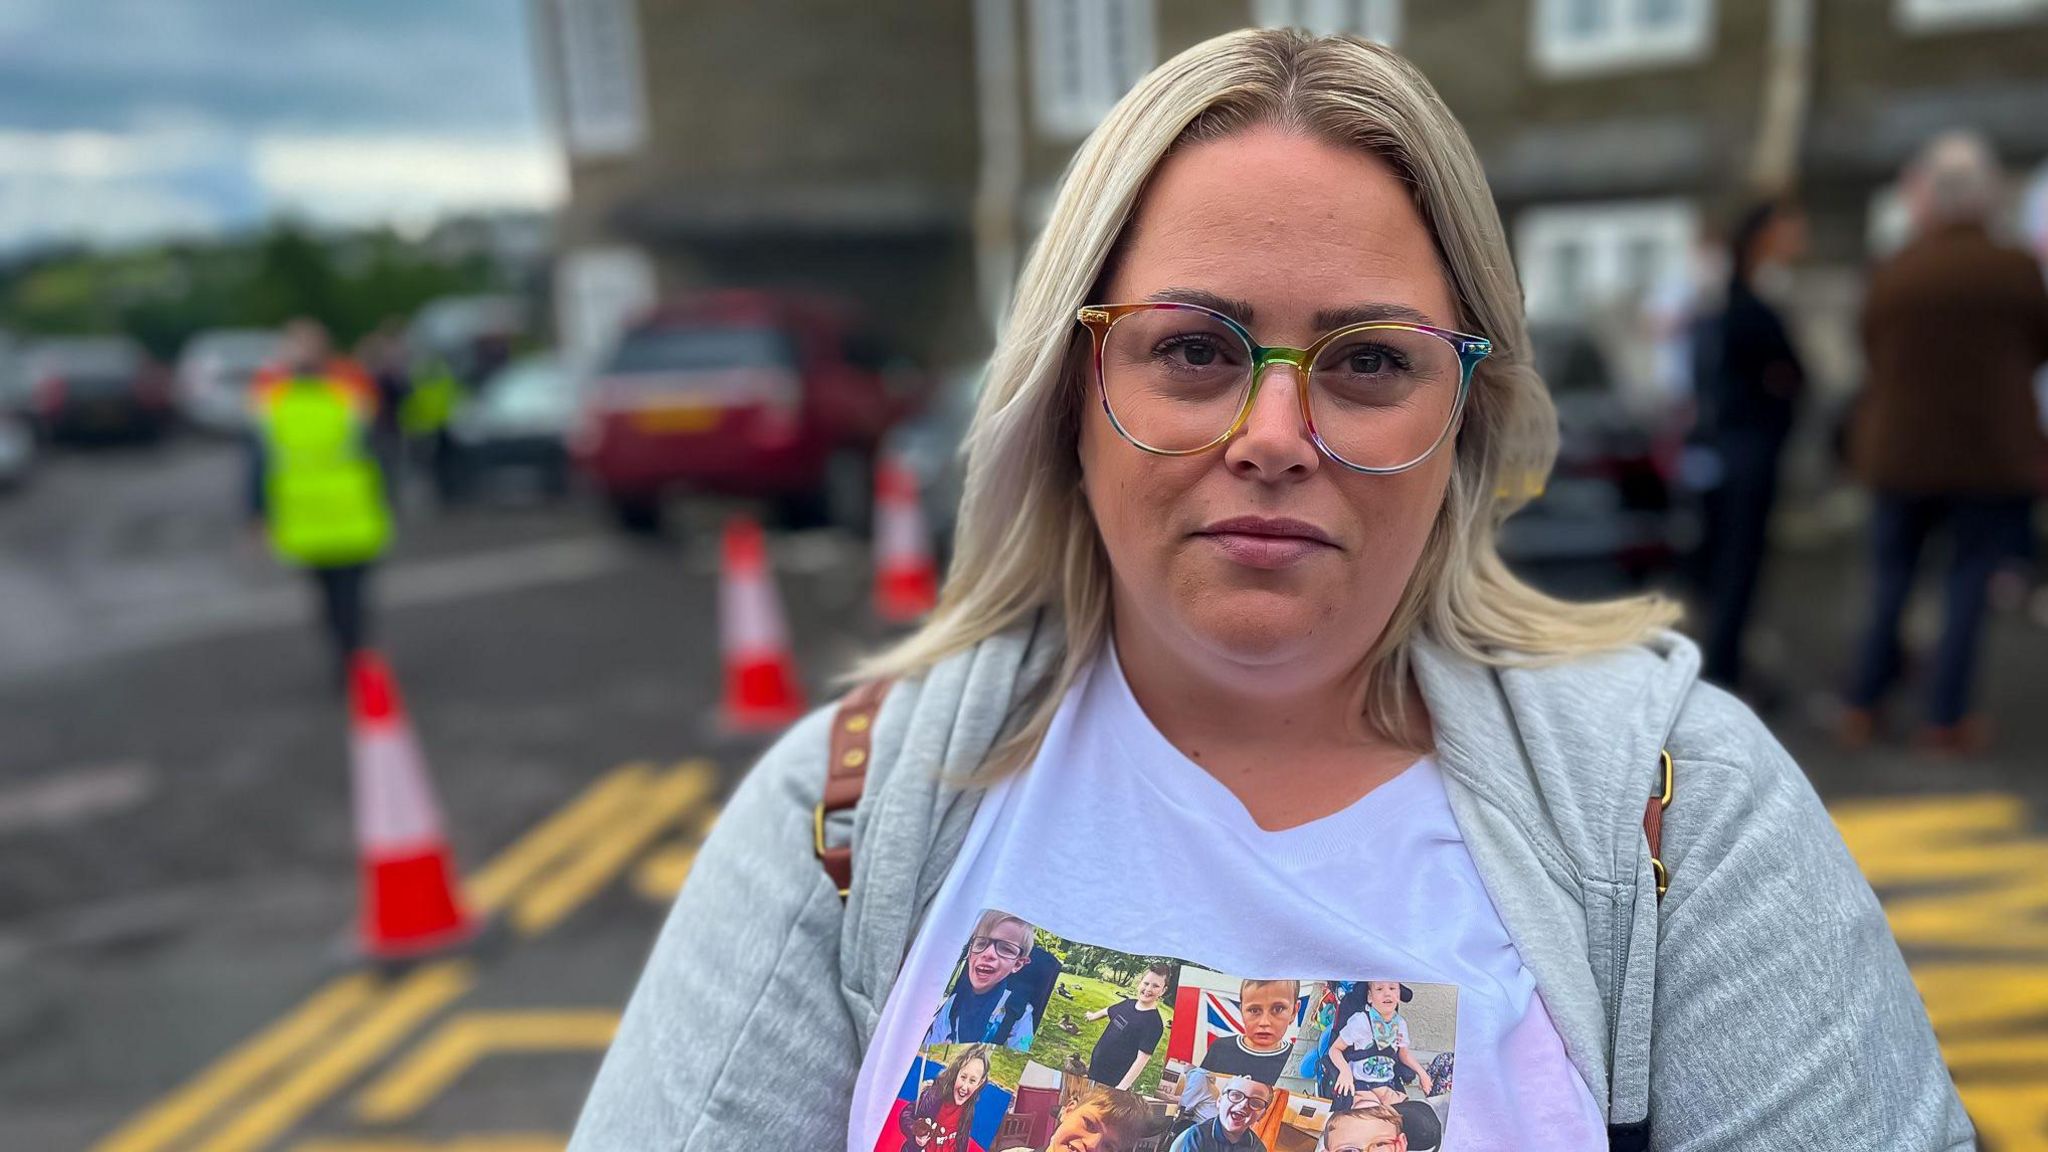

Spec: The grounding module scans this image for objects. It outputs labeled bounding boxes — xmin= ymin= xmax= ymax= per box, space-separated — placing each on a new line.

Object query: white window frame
xmin=1896 ymin=0 xmax=2048 ymax=31
xmin=1251 ymin=0 xmax=1401 ymax=44
xmin=1516 ymin=199 xmax=1699 ymax=323
xmin=1030 ymin=0 xmax=1156 ymax=138
xmin=1533 ymin=0 xmax=1714 ymax=77
xmin=552 ymin=0 xmax=647 ymax=158
xmin=556 ymin=245 xmax=658 ymax=370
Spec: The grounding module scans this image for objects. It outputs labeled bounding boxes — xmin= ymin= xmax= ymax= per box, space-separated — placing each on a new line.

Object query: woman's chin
xmin=1177 ymin=594 xmax=1336 ymax=665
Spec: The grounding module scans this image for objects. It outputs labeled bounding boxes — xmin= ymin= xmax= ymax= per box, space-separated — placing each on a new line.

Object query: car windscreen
xmin=479 ymin=359 xmax=572 ymax=422
xmin=604 ymin=327 xmax=797 ymax=377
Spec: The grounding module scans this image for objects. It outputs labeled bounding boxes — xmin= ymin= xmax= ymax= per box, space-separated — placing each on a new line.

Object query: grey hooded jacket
xmin=570 ymin=617 xmax=1974 ymax=1150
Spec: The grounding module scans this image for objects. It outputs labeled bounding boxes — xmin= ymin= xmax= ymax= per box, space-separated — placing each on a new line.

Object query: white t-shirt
xmin=848 ymin=646 xmax=1605 ymax=1152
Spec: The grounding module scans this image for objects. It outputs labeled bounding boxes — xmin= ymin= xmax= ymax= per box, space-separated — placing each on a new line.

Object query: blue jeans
xmin=1847 ymin=493 xmax=2030 ymax=727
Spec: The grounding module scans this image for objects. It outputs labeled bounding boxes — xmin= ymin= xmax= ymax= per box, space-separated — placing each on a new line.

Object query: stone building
xmin=531 ymin=0 xmax=2048 ymax=379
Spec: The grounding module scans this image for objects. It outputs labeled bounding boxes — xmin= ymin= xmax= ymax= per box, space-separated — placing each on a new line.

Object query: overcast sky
xmin=0 ymin=0 xmax=562 ymax=253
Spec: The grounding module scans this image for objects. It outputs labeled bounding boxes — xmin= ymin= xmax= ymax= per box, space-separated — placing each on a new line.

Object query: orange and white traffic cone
xmin=348 ymin=652 xmax=474 ymax=960
xmin=873 ymin=454 xmax=940 ymax=624
xmin=720 ymin=516 xmax=805 ymax=731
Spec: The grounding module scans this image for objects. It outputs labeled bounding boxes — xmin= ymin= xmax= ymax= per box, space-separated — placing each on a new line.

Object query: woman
xmin=898 ymin=1046 xmax=992 ymax=1152
xmin=571 ymin=29 xmax=1969 ymax=1152
xmin=1698 ymin=198 xmax=1809 ymax=692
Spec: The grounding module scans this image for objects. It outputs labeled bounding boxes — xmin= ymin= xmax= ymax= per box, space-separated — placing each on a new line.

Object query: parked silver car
xmin=176 ymin=328 xmax=279 ymax=434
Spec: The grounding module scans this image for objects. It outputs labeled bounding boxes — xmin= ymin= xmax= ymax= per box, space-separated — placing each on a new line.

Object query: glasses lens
xmin=1223 ymin=1089 xmax=1269 ymax=1114
xmin=1307 ymin=325 xmax=1463 ymax=470
xmin=969 ymin=936 xmax=1022 ymax=960
xmin=1100 ymin=306 xmax=1254 ymax=452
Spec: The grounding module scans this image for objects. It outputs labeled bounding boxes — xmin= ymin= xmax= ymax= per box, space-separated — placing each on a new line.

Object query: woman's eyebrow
xmin=1143 ymin=287 xmax=1257 ymax=320
xmin=1313 ymin=302 xmax=1438 ymax=329
xmin=1140 ymin=288 xmax=1438 ymax=332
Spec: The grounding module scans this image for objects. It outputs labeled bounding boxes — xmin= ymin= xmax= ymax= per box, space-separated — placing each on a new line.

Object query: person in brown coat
xmin=1843 ymin=132 xmax=2048 ymax=753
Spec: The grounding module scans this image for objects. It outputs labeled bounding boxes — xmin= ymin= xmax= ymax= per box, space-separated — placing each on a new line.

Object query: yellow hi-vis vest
xmin=257 ymin=378 xmax=392 ymax=567
xmin=400 ymin=361 xmax=463 ymax=436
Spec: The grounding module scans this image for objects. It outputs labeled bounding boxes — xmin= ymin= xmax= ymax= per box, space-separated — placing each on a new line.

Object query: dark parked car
xmin=1498 ymin=324 xmax=1694 ymax=592
xmin=26 ymin=337 xmax=172 ymax=443
xmin=445 ymin=352 xmax=576 ymax=499
xmin=572 ymin=292 xmax=927 ymax=533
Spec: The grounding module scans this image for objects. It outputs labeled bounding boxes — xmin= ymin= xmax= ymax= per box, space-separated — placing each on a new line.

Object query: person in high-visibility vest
xmin=248 ymin=318 xmax=392 ymax=682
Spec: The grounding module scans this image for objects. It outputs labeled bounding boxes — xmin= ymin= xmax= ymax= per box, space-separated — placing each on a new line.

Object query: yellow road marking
xmin=1884 ymin=872 xmax=2048 ymax=953
xmin=1958 ymin=1082 xmax=2048 ymax=1152
xmin=193 ymin=962 xmax=475 ymax=1152
xmin=1945 ymin=1032 xmax=2048 ymax=1073
xmin=629 ymin=806 xmax=718 ymax=903
xmin=1834 ymin=792 xmax=2035 ymax=887
xmin=1915 ymin=963 xmax=2048 ymax=1034
xmin=95 ymin=759 xmax=687 ymax=1152
xmin=89 ymin=974 xmax=379 ymax=1152
xmin=293 ymin=1137 xmax=563 ymax=1152
xmin=510 ymin=761 xmax=716 ymax=936
xmin=466 ymin=763 xmax=655 ymax=914
xmin=631 ymin=838 xmax=701 ymax=902
xmin=354 ymin=1011 xmax=618 ymax=1124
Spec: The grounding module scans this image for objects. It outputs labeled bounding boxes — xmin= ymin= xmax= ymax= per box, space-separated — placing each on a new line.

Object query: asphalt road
xmin=2 ymin=437 xmax=2044 ymax=1151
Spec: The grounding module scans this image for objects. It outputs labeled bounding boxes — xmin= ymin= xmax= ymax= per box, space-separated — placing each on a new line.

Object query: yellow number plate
xmin=631 ymin=406 xmax=721 ymax=433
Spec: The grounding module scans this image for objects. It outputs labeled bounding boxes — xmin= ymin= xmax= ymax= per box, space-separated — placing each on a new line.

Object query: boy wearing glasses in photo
xmin=1084 ymin=962 xmax=1174 ymax=1089
xmin=1168 ymin=1076 xmax=1272 ymax=1152
xmin=1317 ymin=1104 xmax=1406 ymax=1152
xmin=924 ymin=910 xmax=1040 ymax=1049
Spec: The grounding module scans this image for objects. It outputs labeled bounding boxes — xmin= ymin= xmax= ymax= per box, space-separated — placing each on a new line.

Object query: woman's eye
xmin=1349 ymin=350 xmax=1384 ymax=373
xmin=1157 ymin=339 xmax=1219 ymax=366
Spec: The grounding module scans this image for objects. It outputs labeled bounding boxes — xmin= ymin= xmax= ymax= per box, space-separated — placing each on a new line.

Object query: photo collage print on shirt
xmin=873 ymin=908 xmax=1458 ymax=1152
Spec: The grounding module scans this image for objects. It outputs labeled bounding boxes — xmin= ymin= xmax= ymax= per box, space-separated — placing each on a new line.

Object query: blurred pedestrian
xmin=1697 ymin=197 xmax=1809 ymax=695
xmin=400 ymin=349 xmax=465 ymax=505
xmin=1841 ymin=131 xmax=2048 ymax=754
xmin=249 ymin=318 xmax=393 ymax=685
xmin=354 ymin=317 xmax=411 ymax=497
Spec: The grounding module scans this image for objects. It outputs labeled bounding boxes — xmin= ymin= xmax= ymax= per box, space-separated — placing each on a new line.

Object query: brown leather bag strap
xmin=1645 ymin=748 xmax=1672 ymax=901
xmin=817 ymin=679 xmax=892 ymax=897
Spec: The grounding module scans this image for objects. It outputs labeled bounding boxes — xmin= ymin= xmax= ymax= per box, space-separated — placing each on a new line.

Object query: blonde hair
xmin=1322 ymin=1104 xmax=1404 ymax=1147
xmin=859 ymin=28 xmax=1678 ymax=772
xmin=971 ymin=909 xmax=1033 ymax=942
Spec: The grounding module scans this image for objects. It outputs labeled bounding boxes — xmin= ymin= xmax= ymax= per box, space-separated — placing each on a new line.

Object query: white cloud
xmin=0 ymin=126 xmax=563 ymax=251
xmin=252 ymin=136 xmax=564 ymax=229
xmin=0 ymin=177 xmax=220 ymax=250
xmin=0 ymin=125 xmax=245 ymax=249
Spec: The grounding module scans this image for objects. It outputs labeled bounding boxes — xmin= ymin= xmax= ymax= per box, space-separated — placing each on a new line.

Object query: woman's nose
xmin=1222 ymin=361 xmax=1319 ymax=480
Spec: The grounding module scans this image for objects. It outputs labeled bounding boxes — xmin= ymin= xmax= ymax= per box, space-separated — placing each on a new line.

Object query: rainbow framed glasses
xmin=1076 ymin=301 xmax=1490 ymax=474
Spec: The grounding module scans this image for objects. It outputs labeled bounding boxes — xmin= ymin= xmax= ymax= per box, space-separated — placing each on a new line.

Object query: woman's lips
xmin=1196 ymin=515 xmax=1338 ymax=569
xmin=1199 ymin=532 xmax=1333 ymax=569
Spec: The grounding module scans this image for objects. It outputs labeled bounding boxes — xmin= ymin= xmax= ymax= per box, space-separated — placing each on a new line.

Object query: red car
xmin=573 ymin=292 xmax=926 ymax=533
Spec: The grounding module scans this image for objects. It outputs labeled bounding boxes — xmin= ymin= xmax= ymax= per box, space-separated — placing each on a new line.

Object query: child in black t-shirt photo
xmin=1082 ymin=962 xmax=1174 ymax=1089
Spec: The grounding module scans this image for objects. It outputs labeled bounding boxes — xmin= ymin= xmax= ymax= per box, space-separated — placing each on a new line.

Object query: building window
xmin=1030 ymin=0 xmax=1156 ymax=137
xmin=1533 ymin=0 xmax=1713 ymax=75
xmin=1251 ymin=0 xmax=1401 ymax=44
xmin=1896 ymin=0 xmax=2048 ymax=31
xmin=1516 ymin=200 xmax=1698 ymax=322
xmin=551 ymin=0 xmax=647 ymax=157
xmin=556 ymin=246 xmax=657 ymax=366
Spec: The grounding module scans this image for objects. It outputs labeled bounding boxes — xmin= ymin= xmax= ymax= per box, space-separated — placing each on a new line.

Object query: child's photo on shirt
xmin=924 ymin=910 xmax=1057 ymax=1052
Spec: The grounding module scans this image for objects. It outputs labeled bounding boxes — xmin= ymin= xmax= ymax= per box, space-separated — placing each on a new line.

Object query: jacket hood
xmin=1412 ymin=630 xmax=1702 ymax=889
